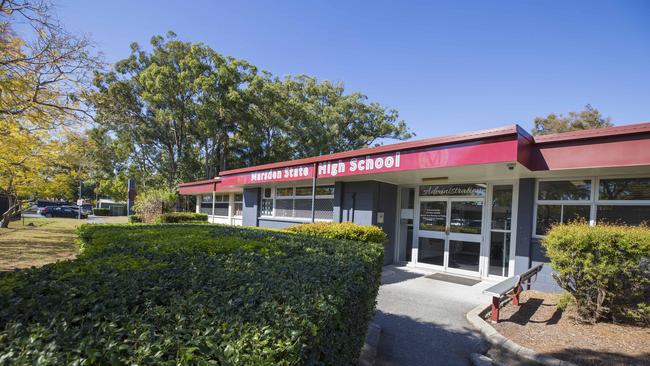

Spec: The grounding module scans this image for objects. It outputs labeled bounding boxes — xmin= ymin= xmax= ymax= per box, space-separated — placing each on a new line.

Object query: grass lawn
xmin=0 ymin=216 xmax=127 ymax=271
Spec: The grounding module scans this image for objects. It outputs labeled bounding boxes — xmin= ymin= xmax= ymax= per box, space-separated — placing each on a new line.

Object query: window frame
xmin=533 ymin=175 xmax=650 ymax=238
xmin=259 ymin=185 xmax=335 ymax=221
xmin=233 ymin=193 xmax=244 ymax=218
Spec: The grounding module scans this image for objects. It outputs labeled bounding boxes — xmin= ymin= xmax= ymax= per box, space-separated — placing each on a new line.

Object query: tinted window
xmin=597 ymin=205 xmax=650 ymax=226
xmin=599 ymin=178 xmax=650 ymax=201
xmin=536 ymin=205 xmax=561 ymax=235
xmin=295 ymin=187 xmax=312 ymax=196
xmin=276 ymin=188 xmax=293 ymax=197
xmin=538 ymin=180 xmax=591 ymax=201
xmin=315 ymin=186 xmax=335 ymax=196
xmin=491 ymin=185 xmax=512 ymax=230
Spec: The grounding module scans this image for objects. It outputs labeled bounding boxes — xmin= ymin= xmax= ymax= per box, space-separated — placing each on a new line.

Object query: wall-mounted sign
xmin=221 ymin=165 xmax=315 ymax=185
xmin=250 ymin=165 xmax=311 ymax=182
xmin=318 ymin=152 xmax=402 ymax=177
xmin=315 ymin=139 xmax=517 ymax=179
xmin=419 ymin=184 xmax=486 ymax=197
xmin=220 ymin=138 xmax=518 ymax=186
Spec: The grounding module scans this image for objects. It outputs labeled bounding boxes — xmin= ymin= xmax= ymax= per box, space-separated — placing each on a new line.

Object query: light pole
xmin=78 ymin=180 xmax=82 ymax=220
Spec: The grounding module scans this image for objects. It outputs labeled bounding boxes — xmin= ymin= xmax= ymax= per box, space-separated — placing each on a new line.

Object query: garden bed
xmin=491 ymin=291 xmax=650 ymax=366
xmin=0 ymin=224 xmax=384 ymax=365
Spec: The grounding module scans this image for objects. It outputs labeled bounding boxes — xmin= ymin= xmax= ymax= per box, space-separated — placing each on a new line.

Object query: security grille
xmin=275 ymin=199 xmax=294 ymax=217
xmin=314 ymin=198 xmax=334 ymax=220
xmin=293 ymin=199 xmax=312 ymax=218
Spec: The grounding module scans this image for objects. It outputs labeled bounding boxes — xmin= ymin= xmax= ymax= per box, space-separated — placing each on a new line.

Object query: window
xmin=535 ymin=180 xmax=592 ymax=236
xmin=489 ymin=185 xmax=513 ymax=277
xmin=535 ymin=177 xmax=650 ymax=236
xmin=261 ymin=188 xmax=273 ymax=216
xmin=233 ymin=194 xmax=243 ymax=217
xmin=596 ymin=177 xmax=650 ymax=226
xmin=199 ymin=194 xmax=212 ymax=215
xmin=596 ymin=205 xmax=650 ymax=226
xmin=538 ymin=180 xmax=591 ymax=201
xmin=214 ymin=194 xmax=229 ymax=216
xmin=260 ymin=185 xmax=334 ymax=220
xmin=598 ymin=178 xmax=650 ymax=201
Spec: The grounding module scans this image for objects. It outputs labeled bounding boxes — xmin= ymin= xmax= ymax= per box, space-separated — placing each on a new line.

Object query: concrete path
xmin=373 ymin=265 xmax=494 ymax=366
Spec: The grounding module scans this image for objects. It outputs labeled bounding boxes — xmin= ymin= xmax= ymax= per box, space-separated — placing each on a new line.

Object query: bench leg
xmin=491 ymin=296 xmax=500 ymax=323
xmin=512 ymin=285 xmax=522 ymax=306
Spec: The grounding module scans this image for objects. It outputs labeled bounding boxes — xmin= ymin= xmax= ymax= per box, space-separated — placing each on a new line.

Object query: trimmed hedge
xmin=543 ymin=223 xmax=650 ymax=325
xmin=286 ymin=222 xmax=386 ymax=244
xmin=0 ymin=224 xmax=383 ymax=365
xmin=92 ymin=208 xmax=110 ymax=216
xmin=155 ymin=212 xmax=208 ymax=223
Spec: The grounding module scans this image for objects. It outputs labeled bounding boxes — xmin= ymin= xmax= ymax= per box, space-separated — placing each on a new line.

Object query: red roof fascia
xmin=219 ymin=125 xmax=520 ymax=176
xmin=178 ymin=178 xmax=220 ymax=187
xmin=533 ymin=122 xmax=650 ymax=144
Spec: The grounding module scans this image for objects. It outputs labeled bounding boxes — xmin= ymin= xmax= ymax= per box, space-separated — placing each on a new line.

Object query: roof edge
xmin=534 ymin=122 xmax=650 ymax=144
xmin=177 ymin=178 xmax=220 ymax=187
xmin=219 ymin=124 xmax=521 ymax=176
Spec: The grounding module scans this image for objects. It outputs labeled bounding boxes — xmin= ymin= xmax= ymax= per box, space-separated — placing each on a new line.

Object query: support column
xmin=228 ymin=193 xmax=234 ymax=225
xmin=514 ymin=178 xmax=535 ymax=274
xmin=310 ymin=163 xmax=317 ymax=223
xmin=211 ymin=191 xmax=216 ymax=224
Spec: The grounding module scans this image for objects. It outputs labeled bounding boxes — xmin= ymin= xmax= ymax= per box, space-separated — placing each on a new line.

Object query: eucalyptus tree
xmin=282 ymin=75 xmax=412 ymax=157
xmin=532 ymin=104 xmax=612 ymax=135
xmin=92 ymin=33 xmax=412 ymax=188
xmin=92 ymin=32 xmax=254 ymax=187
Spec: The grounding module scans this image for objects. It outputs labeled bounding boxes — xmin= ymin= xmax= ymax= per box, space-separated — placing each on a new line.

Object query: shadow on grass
xmin=373 ymin=310 xmax=487 ymax=366
xmin=0 ymin=224 xmax=78 ymax=272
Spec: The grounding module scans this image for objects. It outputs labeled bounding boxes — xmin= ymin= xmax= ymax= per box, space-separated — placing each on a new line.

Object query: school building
xmin=179 ymin=122 xmax=650 ymax=291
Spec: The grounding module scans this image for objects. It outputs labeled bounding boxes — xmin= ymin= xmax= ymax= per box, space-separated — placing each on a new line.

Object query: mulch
xmin=490 ymin=291 xmax=650 ymax=366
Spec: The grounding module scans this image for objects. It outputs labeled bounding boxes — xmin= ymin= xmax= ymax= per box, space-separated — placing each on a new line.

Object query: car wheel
xmin=46 ymin=213 xmax=52 ymax=218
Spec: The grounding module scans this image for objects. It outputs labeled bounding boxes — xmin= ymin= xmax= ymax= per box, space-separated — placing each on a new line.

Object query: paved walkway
xmin=373 ymin=265 xmax=494 ymax=366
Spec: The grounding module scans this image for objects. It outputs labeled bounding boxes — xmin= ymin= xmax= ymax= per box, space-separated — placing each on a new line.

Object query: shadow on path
xmin=380 ymin=266 xmax=426 ymax=285
xmin=374 ymin=310 xmax=486 ymax=366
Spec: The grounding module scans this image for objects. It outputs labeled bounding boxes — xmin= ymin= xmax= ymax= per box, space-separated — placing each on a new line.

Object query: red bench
xmin=482 ymin=264 xmax=543 ymax=323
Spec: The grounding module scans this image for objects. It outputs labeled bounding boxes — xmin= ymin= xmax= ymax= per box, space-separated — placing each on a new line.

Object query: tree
xmin=91 ymin=32 xmax=255 ymax=188
xmin=532 ymin=104 xmax=613 ymax=135
xmin=133 ymin=187 xmax=176 ymax=223
xmin=0 ymin=0 xmax=101 ymax=227
xmin=281 ymin=75 xmax=411 ymax=157
xmin=92 ymin=33 xmax=412 ymax=188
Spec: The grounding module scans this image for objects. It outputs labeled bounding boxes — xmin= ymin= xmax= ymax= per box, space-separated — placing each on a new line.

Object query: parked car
xmin=38 ymin=206 xmax=87 ymax=219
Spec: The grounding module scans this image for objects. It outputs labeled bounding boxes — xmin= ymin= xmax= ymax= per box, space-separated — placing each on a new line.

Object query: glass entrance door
xmin=417 ymin=197 xmax=484 ymax=276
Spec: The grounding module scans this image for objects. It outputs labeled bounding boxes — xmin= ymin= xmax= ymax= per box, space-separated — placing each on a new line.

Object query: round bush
xmin=543 ymin=223 xmax=650 ymax=324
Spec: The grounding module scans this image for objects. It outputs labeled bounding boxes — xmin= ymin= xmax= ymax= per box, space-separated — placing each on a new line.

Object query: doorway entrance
xmin=417 ymin=197 xmax=484 ymax=276
xmin=396 ymin=183 xmax=516 ymax=279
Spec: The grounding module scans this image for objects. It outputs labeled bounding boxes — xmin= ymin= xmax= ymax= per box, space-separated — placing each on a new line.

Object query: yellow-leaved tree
xmin=1 ymin=0 xmax=101 ymax=227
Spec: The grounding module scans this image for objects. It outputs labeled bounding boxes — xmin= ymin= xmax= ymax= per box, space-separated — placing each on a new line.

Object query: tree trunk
xmin=0 ymin=196 xmax=19 ymax=228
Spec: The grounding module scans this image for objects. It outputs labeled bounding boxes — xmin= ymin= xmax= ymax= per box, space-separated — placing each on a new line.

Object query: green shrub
xmin=92 ymin=208 xmax=110 ymax=216
xmin=127 ymin=215 xmax=142 ymax=223
xmin=543 ymin=223 xmax=650 ymax=325
xmin=0 ymin=224 xmax=383 ymax=365
xmin=286 ymin=222 xmax=387 ymax=244
xmin=155 ymin=212 xmax=208 ymax=223
xmin=133 ymin=188 xmax=176 ymax=223
xmin=556 ymin=292 xmax=575 ymax=311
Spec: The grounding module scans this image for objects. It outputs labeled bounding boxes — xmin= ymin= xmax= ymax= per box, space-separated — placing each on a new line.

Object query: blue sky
xmin=55 ymin=0 xmax=649 ymax=140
